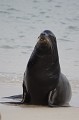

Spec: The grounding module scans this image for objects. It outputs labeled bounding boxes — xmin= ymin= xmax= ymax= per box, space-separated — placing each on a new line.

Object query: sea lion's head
xmin=36 ymin=30 xmax=57 ymax=57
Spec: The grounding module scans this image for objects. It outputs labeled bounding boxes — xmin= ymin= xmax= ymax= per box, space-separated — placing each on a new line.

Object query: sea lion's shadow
xmin=0 ymin=94 xmax=23 ymax=106
xmin=3 ymin=94 xmax=22 ymax=100
xmin=0 ymin=94 xmax=71 ymax=108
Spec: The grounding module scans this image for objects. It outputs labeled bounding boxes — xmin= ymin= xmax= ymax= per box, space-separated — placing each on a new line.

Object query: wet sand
xmin=0 ymin=82 xmax=79 ymax=120
xmin=0 ymin=105 xmax=79 ymax=120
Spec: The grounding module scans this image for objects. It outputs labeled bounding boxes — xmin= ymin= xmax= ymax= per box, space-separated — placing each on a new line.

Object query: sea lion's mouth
xmin=39 ymin=34 xmax=47 ymax=43
xmin=38 ymin=33 xmax=51 ymax=46
xmin=40 ymin=37 xmax=45 ymax=42
xmin=38 ymin=30 xmax=56 ymax=51
xmin=36 ymin=34 xmax=53 ymax=55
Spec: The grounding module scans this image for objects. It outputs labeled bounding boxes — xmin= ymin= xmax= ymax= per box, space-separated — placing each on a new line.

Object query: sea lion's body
xmin=48 ymin=73 xmax=71 ymax=106
xmin=22 ymin=30 xmax=71 ymax=106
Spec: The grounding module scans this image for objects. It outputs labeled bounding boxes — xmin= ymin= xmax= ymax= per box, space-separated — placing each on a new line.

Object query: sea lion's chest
xmin=26 ymin=56 xmax=57 ymax=94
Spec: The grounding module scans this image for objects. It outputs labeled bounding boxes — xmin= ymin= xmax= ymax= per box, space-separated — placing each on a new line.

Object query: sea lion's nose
xmin=40 ymin=33 xmax=46 ymax=40
xmin=39 ymin=33 xmax=46 ymax=41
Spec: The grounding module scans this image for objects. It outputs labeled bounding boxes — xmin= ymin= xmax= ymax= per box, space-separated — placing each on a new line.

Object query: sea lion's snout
xmin=40 ymin=33 xmax=46 ymax=41
xmin=37 ymin=31 xmax=53 ymax=51
xmin=38 ymin=32 xmax=50 ymax=44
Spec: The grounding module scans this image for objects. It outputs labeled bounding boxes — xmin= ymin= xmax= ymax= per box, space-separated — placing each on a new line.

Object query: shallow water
xmin=0 ymin=0 xmax=79 ymax=107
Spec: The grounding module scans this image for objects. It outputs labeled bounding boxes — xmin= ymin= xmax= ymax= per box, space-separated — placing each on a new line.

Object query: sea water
xmin=0 ymin=0 xmax=79 ymax=106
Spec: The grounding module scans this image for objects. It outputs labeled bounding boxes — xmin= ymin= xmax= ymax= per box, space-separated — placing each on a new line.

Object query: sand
xmin=0 ymin=83 xmax=79 ymax=120
xmin=0 ymin=104 xmax=79 ymax=120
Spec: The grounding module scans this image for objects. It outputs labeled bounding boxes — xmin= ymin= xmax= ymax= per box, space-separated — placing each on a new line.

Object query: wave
xmin=0 ymin=45 xmax=15 ymax=49
xmin=58 ymin=38 xmax=73 ymax=42
xmin=0 ymin=72 xmax=23 ymax=83
xmin=68 ymin=26 xmax=79 ymax=31
xmin=0 ymin=10 xmax=10 ymax=15
xmin=7 ymin=8 xmax=20 ymax=12
xmin=0 ymin=45 xmax=33 ymax=50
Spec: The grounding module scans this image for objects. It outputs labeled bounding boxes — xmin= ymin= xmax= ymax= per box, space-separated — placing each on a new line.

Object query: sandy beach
xmin=0 ymin=105 xmax=79 ymax=120
xmin=0 ymin=82 xmax=79 ymax=120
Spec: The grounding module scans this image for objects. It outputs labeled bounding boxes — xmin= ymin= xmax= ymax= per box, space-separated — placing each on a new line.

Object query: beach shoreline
xmin=0 ymin=82 xmax=79 ymax=120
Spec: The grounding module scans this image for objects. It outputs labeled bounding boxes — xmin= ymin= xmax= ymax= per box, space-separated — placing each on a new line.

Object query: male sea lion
xmin=22 ymin=30 xmax=71 ymax=106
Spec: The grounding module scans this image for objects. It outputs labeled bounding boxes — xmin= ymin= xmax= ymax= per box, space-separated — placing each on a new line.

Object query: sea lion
xmin=22 ymin=30 xmax=71 ymax=106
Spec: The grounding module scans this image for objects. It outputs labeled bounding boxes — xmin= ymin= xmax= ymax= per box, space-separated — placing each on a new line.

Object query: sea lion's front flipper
xmin=48 ymin=89 xmax=57 ymax=107
xmin=21 ymin=82 xmax=30 ymax=104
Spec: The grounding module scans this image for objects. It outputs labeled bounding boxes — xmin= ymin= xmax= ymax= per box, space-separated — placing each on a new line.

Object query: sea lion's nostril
xmin=41 ymin=33 xmax=45 ymax=36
